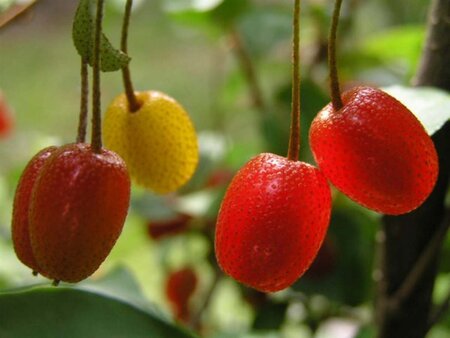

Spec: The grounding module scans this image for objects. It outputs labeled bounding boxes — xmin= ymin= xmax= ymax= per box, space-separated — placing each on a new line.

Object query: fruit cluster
xmin=214 ymin=0 xmax=438 ymax=293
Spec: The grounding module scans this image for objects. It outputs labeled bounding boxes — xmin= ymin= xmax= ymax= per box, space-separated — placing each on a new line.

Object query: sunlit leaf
xmin=383 ymin=85 xmax=450 ymax=136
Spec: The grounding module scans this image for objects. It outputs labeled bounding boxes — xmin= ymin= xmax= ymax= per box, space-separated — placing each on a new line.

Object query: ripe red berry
xmin=0 ymin=92 xmax=14 ymax=138
xmin=215 ymin=153 xmax=331 ymax=293
xmin=165 ymin=267 xmax=198 ymax=322
xmin=310 ymin=87 xmax=438 ymax=215
xmin=12 ymin=146 xmax=58 ymax=273
xmin=12 ymin=143 xmax=131 ymax=283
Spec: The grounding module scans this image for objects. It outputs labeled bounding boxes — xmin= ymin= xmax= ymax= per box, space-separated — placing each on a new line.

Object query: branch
xmin=0 ymin=0 xmax=37 ymax=28
xmin=229 ymin=25 xmax=266 ymax=113
xmin=385 ymin=209 xmax=450 ymax=313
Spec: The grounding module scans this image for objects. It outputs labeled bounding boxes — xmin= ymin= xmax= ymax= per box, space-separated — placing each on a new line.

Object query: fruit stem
xmin=121 ymin=0 xmax=140 ymax=113
xmin=328 ymin=0 xmax=344 ymax=110
xmin=91 ymin=0 xmax=104 ymax=153
xmin=287 ymin=0 xmax=301 ymax=162
xmin=76 ymin=58 xmax=89 ymax=143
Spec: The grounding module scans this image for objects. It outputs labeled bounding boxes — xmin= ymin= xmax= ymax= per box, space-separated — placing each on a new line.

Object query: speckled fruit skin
xmin=12 ymin=146 xmax=58 ymax=273
xmin=28 ymin=143 xmax=130 ymax=282
xmin=215 ymin=153 xmax=332 ymax=293
xmin=165 ymin=267 xmax=198 ymax=322
xmin=309 ymin=86 xmax=438 ymax=215
xmin=103 ymin=91 xmax=198 ymax=194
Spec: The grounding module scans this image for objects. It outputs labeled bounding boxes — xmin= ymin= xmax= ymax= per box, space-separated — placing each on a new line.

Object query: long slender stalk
xmin=121 ymin=0 xmax=140 ymax=112
xmin=287 ymin=0 xmax=301 ymax=161
xmin=328 ymin=0 xmax=344 ymax=110
xmin=76 ymin=58 xmax=89 ymax=143
xmin=91 ymin=0 xmax=105 ymax=153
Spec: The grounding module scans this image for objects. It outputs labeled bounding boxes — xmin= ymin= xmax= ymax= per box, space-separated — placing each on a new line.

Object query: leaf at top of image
xmin=383 ymin=85 xmax=450 ymax=136
xmin=72 ymin=0 xmax=130 ymax=72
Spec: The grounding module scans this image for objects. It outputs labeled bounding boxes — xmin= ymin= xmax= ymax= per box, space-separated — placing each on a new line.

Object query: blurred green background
xmin=0 ymin=0 xmax=449 ymax=337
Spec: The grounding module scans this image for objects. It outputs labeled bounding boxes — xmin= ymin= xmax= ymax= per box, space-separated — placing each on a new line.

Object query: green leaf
xmin=0 ymin=278 xmax=197 ymax=338
xmin=72 ymin=0 xmax=130 ymax=72
xmin=383 ymin=85 xmax=450 ymax=136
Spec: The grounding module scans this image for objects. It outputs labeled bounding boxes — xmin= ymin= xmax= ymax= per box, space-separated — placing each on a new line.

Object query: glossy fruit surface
xmin=165 ymin=267 xmax=198 ymax=322
xmin=310 ymin=86 xmax=438 ymax=215
xmin=28 ymin=143 xmax=130 ymax=282
xmin=12 ymin=146 xmax=58 ymax=272
xmin=103 ymin=91 xmax=198 ymax=194
xmin=215 ymin=153 xmax=332 ymax=293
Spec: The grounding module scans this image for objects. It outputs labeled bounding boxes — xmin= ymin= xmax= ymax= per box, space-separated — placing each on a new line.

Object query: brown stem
xmin=76 ymin=58 xmax=89 ymax=143
xmin=229 ymin=26 xmax=265 ymax=113
xmin=91 ymin=0 xmax=104 ymax=153
xmin=287 ymin=0 xmax=301 ymax=161
xmin=328 ymin=0 xmax=344 ymax=110
xmin=121 ymin=0 xmax=140 ymax=112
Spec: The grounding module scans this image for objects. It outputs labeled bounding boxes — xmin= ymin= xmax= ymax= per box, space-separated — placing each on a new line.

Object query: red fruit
xmin=12 ymin=143 xmax=131 ymax=283
xmin=215 ymin=153 xmax=331 ymax=293
xmin=165 ymin=267 xmax=198 ymax=322
xmin=12 ymin=146 xmax=58 ymax=273
xmin=0 ymin=92 xmax=13 ymax=138
xmin=310 ymin=87 xmax=438 ymax=215
xmin=147 ymin=213 xmax=192 ymax=240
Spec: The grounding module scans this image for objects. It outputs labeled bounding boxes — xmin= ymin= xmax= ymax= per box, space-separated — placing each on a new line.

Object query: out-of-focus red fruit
xmin=12 ymin=143 xmax=131 ymax=283
xmin=12 ymin=146 xmax=58 ymax=273
xmin=0 ymin=92 xmax=14 ymax=138
xmin=309 ymin=86 xmax=438 ymax=215
xmin=303 ymin=236 xmax=337 ymax=280
xmin=205 ymin=168 xmax=234 ymax=188
xmin=215 ymin=153 xmax=332 ymax=293
xmin=147 ymin=213 xmax=192 ymax=240
xmin=165 ymin=267 xmax=198 ymax=322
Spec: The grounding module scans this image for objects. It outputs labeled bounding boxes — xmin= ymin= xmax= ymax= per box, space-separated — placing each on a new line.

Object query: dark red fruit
xmin=147 ymin=213 xmax=192 ymax=240
xmin=309 ymin=86 xmax=438 ymax=215
xmin=215 ymin=153 xmax=331 ymax=293
xmin=165 ymin=267 xmax=198 ymax=322
xmin=12 ymin=146 xmax=58 ymax=273
xmin=12 ymin=143 xmax=131 ymax=283
xmin=0 ymin=92 xmax=13 ymax=138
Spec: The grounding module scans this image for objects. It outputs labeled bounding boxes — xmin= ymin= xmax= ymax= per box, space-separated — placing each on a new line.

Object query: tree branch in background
xmin=0 ymin=0 xmax=37 ymax=28
xmin=376 ymin=0 xmax=450 ymax=337
xmin=229 ymin=25 xmax=266 ymax=113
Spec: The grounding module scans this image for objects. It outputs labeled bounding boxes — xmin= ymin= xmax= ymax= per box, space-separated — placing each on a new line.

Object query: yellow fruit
xmin=103 ymin=91 xmax=198 ymax=194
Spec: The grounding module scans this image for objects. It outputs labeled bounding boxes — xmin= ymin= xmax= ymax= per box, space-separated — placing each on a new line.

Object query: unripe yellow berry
xmin=104 ymin=91 xmax=198 ymax=194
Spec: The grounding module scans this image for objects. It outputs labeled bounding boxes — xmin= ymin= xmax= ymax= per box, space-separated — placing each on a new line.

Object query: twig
xmin=0 ymin=0 xmax=36 ymax=28
xmin=229 ymin=25 xmax=266 ymax=113
xmin=190 ymin=268 xmax=221 ymax=331
xmin=385 ymin=209 xmax=450 ymax=312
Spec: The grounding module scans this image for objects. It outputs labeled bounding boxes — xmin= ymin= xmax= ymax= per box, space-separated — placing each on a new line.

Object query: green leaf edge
xmin=0 ymin=284 xmax=198 ymax=338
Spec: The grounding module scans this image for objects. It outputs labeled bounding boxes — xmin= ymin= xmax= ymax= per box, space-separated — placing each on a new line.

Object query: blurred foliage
xmin=0 ymin=0 xmax=449 ymax=337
